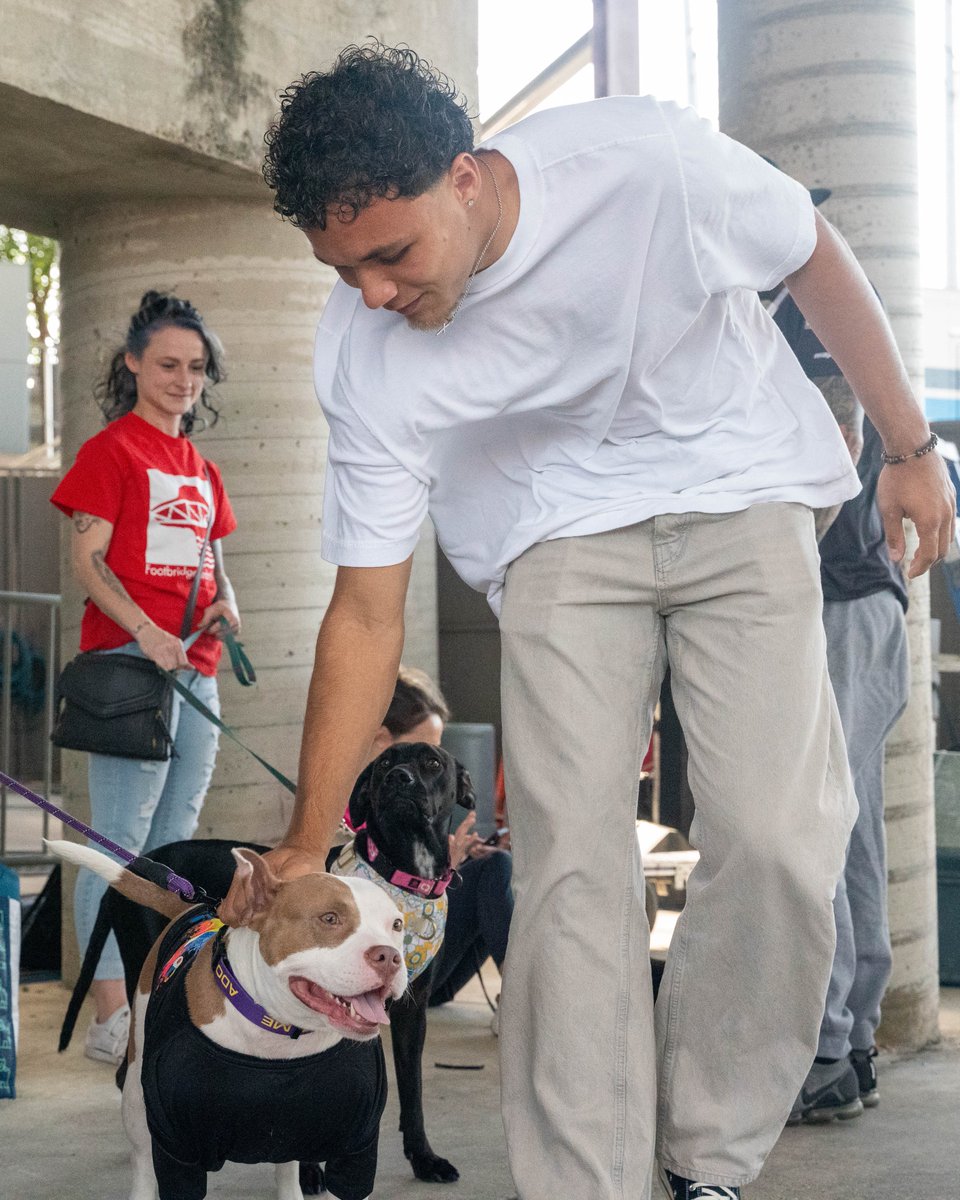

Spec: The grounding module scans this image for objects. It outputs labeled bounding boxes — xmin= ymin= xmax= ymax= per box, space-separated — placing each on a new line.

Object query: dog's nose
xmin=386 ymin=765 xmax=416 ymax=788
xmin=365 ymin=944 xmax=402 ymax=980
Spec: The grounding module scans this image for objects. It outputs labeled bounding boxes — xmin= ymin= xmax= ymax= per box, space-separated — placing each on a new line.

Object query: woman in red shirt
xmin=51 ymin=291 xmax=241 ymax=1065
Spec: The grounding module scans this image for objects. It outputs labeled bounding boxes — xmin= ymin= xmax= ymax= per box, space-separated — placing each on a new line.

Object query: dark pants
xmin=428 ymin=850 xmax=513 ymax=1005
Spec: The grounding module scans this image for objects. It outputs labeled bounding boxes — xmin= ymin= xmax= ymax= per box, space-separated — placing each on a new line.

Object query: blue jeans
xmin=818 ymin=589 xmax=909 ymax=1058
xmin=73 ymin=643 xmax=221 ymax=980
xmin=429 ymin=850 xmax=514 ymax=1005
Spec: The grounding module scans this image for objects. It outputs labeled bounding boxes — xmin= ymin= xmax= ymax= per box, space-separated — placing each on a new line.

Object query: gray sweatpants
xmin=498 ymin=504 xmax=857 ymax=1198
xmin=818 ymin=589 xmax=909 ymax=1058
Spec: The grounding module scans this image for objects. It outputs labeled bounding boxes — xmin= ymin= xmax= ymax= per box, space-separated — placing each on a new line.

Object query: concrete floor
xmin=2 ymin=971 xmax=959 ymax=1199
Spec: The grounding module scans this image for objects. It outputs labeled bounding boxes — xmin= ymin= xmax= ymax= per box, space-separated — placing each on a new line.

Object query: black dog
xmin=60 ymin=742 xmax=474 ymax=1188
xmin=332 ymin=742 xmax=475 ymax=1182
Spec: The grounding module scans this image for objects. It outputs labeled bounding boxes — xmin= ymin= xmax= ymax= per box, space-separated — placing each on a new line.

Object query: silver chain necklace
xmin=437 ymin=156 xmax=504 ymax=335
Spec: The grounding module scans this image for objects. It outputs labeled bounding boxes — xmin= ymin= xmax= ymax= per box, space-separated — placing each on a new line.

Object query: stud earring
xmin=467 ymin=198 xmax=476 ymax=208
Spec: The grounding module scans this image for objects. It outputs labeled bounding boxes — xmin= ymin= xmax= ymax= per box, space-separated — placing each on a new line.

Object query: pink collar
xmin=362 ymin=831 xmax=454 ymax=898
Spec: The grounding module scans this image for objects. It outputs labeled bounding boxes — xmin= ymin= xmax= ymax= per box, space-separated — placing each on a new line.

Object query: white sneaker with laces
xmin=84 ymin=1004 xmax=130 ymax=1065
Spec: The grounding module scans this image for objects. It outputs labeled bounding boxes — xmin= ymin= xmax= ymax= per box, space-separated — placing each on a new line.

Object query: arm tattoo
xmin=91 ymin=549 xmax=133 ymax=603
xmin=816 ymin=377 xmax=863 ymax=437
xmin=73 ymin=512 xmax=103 ymax=534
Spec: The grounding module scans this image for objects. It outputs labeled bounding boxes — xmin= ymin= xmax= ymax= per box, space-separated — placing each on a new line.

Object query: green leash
xmin=171 ymin=621 xmax=296 ymax=795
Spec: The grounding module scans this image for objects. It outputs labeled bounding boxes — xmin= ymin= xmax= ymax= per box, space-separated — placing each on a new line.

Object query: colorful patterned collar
xmin=357 ymin=828 xmax=454 ymax=898
xmin=155 ymin=909 xmax=306 ymax=1039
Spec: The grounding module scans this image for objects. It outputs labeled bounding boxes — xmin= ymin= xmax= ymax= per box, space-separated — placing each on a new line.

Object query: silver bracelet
xmin=880 ymin=432 xmax=938 ymax=465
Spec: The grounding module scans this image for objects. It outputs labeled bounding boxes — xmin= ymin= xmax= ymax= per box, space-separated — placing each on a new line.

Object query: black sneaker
xmin=658 ymin=1164 xmax=741 ymax=1199
xmin=786 ymin=1058 xmax=864 ymax=1125
xmin=849 ymin=1046 xmax=879 ymax=1108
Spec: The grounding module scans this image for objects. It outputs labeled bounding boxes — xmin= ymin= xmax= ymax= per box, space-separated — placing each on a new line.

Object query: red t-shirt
xmin=50 ymin=412 xmax=237 ymax=676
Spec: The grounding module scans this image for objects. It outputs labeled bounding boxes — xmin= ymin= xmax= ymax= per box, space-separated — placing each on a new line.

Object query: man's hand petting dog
xmin=219 ymin=840 xmax=329 ymax=925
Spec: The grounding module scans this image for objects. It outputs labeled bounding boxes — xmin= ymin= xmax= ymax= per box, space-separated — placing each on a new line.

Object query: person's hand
xmin=198 ymin=599 xmax=241 ymax=638
xmin=449 ymin=812 xmax=484 ymax=869
xmin=135 ymin=622 xmax=189 ymax=671
xmin=876 ymin=451 xmax=957 ymax=578
xmin=217 ymin=840 xmax=328 ymax=926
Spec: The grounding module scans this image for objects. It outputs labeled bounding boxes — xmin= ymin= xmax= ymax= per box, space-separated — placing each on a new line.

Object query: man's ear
xmin=218 ymin=848 xmax=281 ymax=927
xmin=348 ymin=759 xmax=378 ymax=829
xmin=456 ymin=762 xmax=476 ymax=811
xmin=450 ymin=151 xmax=482 ymax=207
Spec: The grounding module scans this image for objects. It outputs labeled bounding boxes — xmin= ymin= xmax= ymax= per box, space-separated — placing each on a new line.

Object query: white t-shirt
xmin=315 ymin=96 xmax=859 ymax=614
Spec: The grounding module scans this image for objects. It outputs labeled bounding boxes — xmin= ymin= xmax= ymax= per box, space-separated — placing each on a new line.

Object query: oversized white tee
xmin=314 ymin=96 xmax=859 ymax=614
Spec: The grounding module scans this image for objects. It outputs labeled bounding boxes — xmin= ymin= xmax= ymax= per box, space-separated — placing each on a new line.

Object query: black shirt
xmin=141 ymin=908 xmax=386 ymax=1200
xmin=763 ymin=286 xmax=908 ymax=611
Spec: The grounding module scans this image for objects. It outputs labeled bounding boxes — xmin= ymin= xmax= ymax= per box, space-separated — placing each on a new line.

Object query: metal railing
xmin=0 ymin=590 xmax=60 ymax=865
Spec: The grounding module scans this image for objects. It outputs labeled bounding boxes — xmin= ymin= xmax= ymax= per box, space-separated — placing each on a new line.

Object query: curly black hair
xmin=262 ymin=42 xmax=475 ymax=230
xmin=97 ymin=290 xmax=225 ymax=436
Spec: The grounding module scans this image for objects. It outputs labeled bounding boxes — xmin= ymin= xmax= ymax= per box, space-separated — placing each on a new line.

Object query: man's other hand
xmin=877 ymin=451 xmax=957 ymax=578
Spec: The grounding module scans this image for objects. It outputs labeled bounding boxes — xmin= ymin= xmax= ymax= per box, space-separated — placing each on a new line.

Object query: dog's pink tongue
xmin=351 ymin=990 xmax=390 ymax=1025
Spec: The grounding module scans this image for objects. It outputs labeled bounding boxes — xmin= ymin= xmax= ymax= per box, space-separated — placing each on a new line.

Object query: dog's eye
xmin=423 ymin=756 xmax=442 ymax=772
xmin=392 ymin=918 xmax=403 ymax=933
xmin=318 ymin=911 xmax=341 ymax=926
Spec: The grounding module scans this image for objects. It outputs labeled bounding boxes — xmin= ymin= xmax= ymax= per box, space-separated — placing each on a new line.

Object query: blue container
xmin=937 ymin=848 xmax=960 ymax=987
xmin=441 ymin=722 xmax=497 ymax=839
xmin=0 ymin=863 xmax=20 ymax=1098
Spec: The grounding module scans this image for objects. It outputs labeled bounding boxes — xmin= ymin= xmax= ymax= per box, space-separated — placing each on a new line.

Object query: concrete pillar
xmin=56 ymin=197 xmax=438 ymax=974
xmin=718 ymin=0 xmax=939 ymax=1048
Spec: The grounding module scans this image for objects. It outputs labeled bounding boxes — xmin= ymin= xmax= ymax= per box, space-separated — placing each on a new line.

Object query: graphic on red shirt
xmin=146 ymin=472 xmax=215 ymax=577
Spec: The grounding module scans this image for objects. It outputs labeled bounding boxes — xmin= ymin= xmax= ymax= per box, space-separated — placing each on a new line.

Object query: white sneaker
xmin=84 ymin=1005 xmax=130 ymax=1065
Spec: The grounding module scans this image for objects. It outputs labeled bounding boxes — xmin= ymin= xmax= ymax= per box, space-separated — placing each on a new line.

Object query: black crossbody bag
xmin=51 ymin=511 xmax=214 ymax=762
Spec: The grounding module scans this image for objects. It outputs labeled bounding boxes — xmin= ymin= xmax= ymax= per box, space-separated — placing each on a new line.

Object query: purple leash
xmin=0 ymin=768 xmax=197 ymax=901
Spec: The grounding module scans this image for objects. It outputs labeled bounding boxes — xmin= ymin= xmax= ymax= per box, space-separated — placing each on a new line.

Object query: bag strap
xmin=179 ymin=499 xmax=215 ymax=641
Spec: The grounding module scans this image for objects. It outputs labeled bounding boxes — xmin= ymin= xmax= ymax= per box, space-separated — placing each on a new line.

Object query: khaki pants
xmin=498 ymin=504 xmax=856 ymax=1199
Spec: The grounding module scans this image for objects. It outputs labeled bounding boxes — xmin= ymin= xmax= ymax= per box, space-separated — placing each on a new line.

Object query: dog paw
xmin=298 ymin=1160 xmax=325 ymax=1194
xmin=408 ymin=1149 xmax=460 ymax=1183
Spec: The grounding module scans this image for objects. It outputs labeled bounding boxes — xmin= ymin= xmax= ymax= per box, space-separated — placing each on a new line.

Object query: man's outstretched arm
xmin=222 ymin=557 xmax=412 ymax=916
xmin=785 ymin=210 xmax=956 ymax=576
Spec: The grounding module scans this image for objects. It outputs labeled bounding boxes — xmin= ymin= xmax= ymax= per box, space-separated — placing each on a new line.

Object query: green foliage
xmin=0 ymin=225 xmax=60 ymax=356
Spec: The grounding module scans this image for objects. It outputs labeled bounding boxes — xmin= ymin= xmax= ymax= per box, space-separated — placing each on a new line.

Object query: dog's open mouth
xmin=288 ymin=976 xmax=391 ymax=1034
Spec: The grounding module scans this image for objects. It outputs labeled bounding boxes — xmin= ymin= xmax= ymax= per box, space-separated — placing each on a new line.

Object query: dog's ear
xmin=456 ymin=762 xmax=476 ymax=811
xmin=348 ymin=759 xmax=377 ymax=829
xmin=218 ymin=848 xmax=281 ymax=927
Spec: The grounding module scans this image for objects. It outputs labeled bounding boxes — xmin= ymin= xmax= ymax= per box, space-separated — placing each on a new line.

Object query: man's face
xmin=304 ymin=172 xmax=477 ymax=333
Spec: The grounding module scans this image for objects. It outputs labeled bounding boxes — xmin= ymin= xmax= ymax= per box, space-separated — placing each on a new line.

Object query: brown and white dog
xmin=47 ymin=839 xmax=407 ymax=1200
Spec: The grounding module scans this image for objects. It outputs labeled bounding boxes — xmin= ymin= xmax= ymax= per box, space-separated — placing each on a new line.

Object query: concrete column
xmin=57 ymin=197 xmax=438 ymax=972
xmin=718 ymin=0 xmax=939 ymax=1048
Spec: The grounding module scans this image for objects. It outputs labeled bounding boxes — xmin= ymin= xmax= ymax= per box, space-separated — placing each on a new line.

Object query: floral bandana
xmin=330 ymin=842 xmax=448 ymax=983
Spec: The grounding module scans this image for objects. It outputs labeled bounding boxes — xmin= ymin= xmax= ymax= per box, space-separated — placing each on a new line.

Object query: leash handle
xmin=183 ymin=619 xmax=256 ymax=687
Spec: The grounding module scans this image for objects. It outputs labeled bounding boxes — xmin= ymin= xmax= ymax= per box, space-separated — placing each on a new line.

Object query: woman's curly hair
xmin=263 ymin=42 xmax=475 ymax=230
xmin=97 ymin=290 xmax=225 ymax=436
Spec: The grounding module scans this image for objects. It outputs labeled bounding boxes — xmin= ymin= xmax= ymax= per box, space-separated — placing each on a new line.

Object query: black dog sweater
xmin=140 ymin=908 xmax=386 ymax=1200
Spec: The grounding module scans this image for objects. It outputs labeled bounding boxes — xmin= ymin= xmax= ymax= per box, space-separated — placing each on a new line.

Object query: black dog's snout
xmin=386 ymin=765 xmax=417 ymax=788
